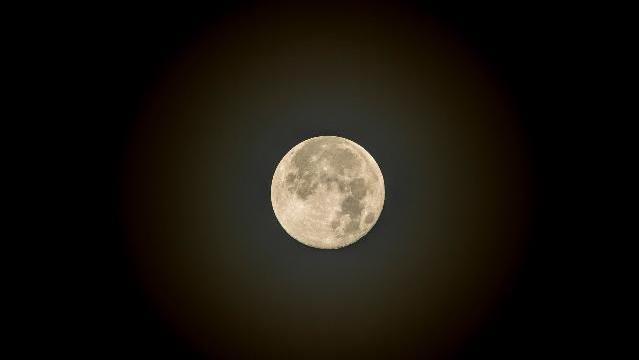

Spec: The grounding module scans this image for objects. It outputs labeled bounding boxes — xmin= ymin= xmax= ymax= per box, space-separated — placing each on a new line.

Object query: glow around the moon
xmin=271 ymin=136 xmax=385 ymax=249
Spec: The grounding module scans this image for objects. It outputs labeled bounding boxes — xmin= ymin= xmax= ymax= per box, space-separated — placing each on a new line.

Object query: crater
xmin=343 ymin=218 xmax=360 ymax=233
xmin=365 ymin=213 xmax=375 ymax=224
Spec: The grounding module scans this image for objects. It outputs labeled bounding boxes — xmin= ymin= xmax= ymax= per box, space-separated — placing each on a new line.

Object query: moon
xmin=271 ymin=136 xmax=385 ymax=249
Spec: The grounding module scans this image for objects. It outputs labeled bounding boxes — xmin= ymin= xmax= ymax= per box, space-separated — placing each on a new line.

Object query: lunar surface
xmin=271 ymin=136 xmax=385 ymax=249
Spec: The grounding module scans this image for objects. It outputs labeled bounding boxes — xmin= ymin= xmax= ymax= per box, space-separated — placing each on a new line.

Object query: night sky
xmin=42 ymin=2 xmax=601 ymax=358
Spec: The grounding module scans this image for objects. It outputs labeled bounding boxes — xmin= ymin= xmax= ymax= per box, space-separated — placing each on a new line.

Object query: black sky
xmin=38 ymin=2 xmax=602 ymax=358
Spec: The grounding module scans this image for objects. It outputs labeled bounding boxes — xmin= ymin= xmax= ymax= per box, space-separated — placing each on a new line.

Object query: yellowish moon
xmin=271 ymin=136 xmax=385 ymax=249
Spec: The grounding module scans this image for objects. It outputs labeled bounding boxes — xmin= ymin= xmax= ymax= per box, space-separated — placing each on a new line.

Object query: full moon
xmin=271 ymin=136 xmax=385 ymax=249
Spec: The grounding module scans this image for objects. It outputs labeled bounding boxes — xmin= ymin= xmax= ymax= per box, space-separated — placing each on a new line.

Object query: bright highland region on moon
xmin=271 ymin=136 xmax=385 ymax=249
